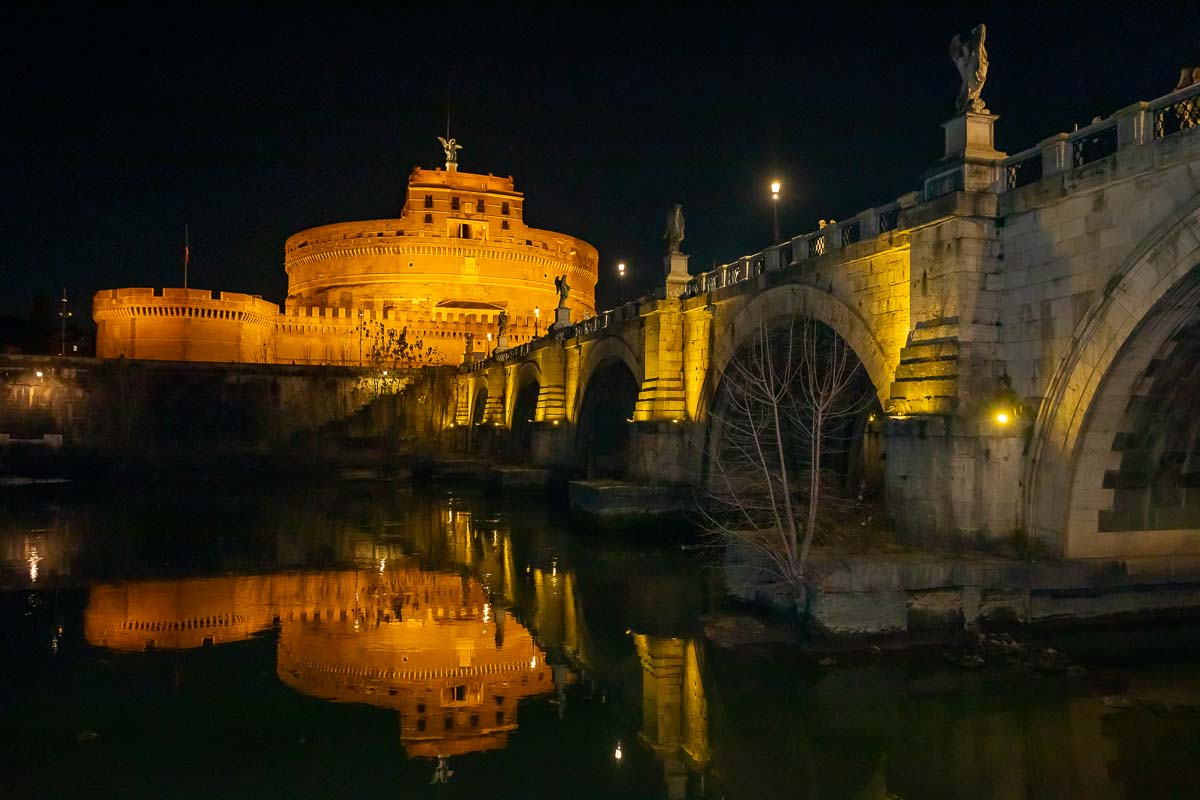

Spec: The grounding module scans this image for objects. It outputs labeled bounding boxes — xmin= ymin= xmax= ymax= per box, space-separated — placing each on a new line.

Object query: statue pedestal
xmin=551 ymin=307 xmax=571 ymax=330
xmin=496 ymin=334 xmax=510 ymax=351
xmin=923 ymin=112 xmax=1005 ymax=197
xmin=664 ymin=252 xmax=690 ymax=299
xmin=942 ymin=112 xmax=1001 ymax=159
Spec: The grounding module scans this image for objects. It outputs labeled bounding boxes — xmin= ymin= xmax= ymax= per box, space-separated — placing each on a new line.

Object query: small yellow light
xmin=995 ymin=412 xmax=1010 ymax=424
xmin=770 ymin=180 xmax=781 ymax=195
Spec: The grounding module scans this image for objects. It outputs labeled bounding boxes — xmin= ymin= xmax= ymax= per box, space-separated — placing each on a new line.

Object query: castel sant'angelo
xmin=92 ymin=138 xmax=599 ymax=365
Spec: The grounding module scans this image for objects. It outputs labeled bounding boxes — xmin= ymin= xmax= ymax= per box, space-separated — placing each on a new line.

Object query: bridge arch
xmin=574 ymin=355 xmax=641 ymax=478
xmin=508 ymin=361 xmax=541 ymax=461
xmin=701 ymin=283 xmax=896 ymax=423
xmin=701 ymin=285 xmax=888 ymax=501
xmin=1027 ymin=198 xmax=1200 ymax=557
xmin=572 ymin=335 xmax=645 ymax=423
xmin=471 ymin=384 xmax=488 ymax=426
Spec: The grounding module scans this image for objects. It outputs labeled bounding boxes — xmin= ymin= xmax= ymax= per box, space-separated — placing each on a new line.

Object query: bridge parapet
xmin=1001 ymin=81 xmax=1200 ymax=195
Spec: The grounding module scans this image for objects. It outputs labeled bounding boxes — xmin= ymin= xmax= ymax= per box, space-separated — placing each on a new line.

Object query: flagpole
xmin=184 ymin=224 xmax=189 ymax=290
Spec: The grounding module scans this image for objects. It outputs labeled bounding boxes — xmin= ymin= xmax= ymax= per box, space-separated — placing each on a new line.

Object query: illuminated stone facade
xmin=458 ymin=82 xmax=1200 ymax=560
xmin=93 ymin=158 xmax=597 ymax=365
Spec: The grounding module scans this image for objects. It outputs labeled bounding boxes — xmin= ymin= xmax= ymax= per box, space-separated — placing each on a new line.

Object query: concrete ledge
xmin=809 ymin=590 xmax=908 ymax=636
xmin=729 ymin=549 xmax=1200 ymax=637
xmin=488 ymin=466 xmax=553 ymax=491
xmin=411 ymin=458 xmax=491 ymax=484
xmin=568 ymin=480 xmax=693 ymax=518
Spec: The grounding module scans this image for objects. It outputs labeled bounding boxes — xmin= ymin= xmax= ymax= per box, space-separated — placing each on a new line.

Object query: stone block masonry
xmin=458 ymin=80 xmax=1200 ymax=564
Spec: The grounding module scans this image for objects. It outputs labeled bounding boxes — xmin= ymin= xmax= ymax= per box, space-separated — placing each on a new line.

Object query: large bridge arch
xmin=572 ymin=335 xmax=645 ymax=423
xmin=1027 ymin=198 xmax=1200 ymax=558
xmin=701 ymin=283 xmax=897 ymax=423
xmin=575 ymin=356 xmax=641 ymax=478
xmin=508 ymin=361 xmax=542 ymax=461
xmin=700 ymin=284 xmax=890 ymax=500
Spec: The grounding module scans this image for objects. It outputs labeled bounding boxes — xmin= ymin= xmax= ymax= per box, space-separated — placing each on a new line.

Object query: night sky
xmin=2 ymin=3 xmax=1198 ymax=322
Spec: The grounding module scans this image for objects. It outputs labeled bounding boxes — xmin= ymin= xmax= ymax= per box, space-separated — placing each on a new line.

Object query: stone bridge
xmin=455 ymin=81 xmax=1200 ymax=560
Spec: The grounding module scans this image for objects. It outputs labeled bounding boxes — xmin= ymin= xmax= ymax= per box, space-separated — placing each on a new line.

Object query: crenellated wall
xmin=93 ymin=288 xmax=278 ymax=362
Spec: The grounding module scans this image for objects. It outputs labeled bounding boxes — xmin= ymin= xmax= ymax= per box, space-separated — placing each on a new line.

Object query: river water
xmin=1 ymin=477 xmax=1198 ymax=799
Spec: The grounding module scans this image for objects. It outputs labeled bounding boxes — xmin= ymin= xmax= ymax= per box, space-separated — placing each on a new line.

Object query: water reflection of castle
xmin=84 ymin=564 xmax=553 ymax=758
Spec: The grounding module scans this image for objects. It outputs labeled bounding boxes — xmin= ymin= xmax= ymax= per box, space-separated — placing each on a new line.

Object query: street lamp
xmin=534 ymin=306 xmax=540 ymax=336
xmin=58 ymin=289 xmax=72 ymax=357
xmin=486 ymin=331 xmax=493 ymax=356
xmin=770 ymin=180 xmax=781 ymax=243
xmin=617 ymin=262 xmax=626 ymax=304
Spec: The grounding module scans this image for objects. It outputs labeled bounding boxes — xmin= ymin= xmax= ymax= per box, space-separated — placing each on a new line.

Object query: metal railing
xmin=1072 ymin=124 xmax=1118 ymax=167
xmin=1006 ymin=151 xmax=1043 ymax=190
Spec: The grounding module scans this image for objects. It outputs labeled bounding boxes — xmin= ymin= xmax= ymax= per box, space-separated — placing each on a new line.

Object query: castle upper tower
xmin=281 ymin=144 xmax=598 ymax=360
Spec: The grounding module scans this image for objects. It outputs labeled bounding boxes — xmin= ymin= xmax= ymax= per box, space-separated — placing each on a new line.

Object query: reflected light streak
xmin=28 ymin=545 xmax=42 ymax=582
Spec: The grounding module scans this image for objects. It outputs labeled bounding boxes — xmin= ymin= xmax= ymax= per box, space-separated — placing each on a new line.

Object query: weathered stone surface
xmin=907 ymin=589 xmax=964 ymax=631
xmin=488 ymin=466 xmax=552 ymax=491
xmin=808 ymin=589 xmax=908 ymax=636
xmin=567 ymin=480 xmax=693 ymax=518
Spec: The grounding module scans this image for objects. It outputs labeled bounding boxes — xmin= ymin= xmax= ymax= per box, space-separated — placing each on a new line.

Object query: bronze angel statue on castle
xmin=437 ymin=135 xmax=462 ymax=165
xmin=949 ymin=24 xmax=989 ymax=115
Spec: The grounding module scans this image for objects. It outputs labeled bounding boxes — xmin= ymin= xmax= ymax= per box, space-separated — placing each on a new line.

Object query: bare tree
xmin=703 ymin=317 xmax=872 ymax=601
xmin=355 ymin=320 xmax=440 ymax=396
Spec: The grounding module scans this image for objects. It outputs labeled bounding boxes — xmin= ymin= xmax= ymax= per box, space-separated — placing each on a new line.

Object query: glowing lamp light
xmin=35 ymin=370 xmax=43 ymax=378
xmin=617 ymin=262 xmax=625 ymax=276
xmin=770 ymin=180 xmax=781 ymax=199
xmin=995 ymin=411 xmax=1010 ymax=425
xmin=614 ymin=742 xmax=623 ymax=762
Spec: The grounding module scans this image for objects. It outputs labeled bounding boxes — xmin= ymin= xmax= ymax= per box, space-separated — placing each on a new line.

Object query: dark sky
xmin=2 ymin=3 xmax=1197 ymax=320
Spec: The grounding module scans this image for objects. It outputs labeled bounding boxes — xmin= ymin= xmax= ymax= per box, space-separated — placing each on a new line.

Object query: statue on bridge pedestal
xmin=664 ymin=203 xmax=685 ymax=255
xmin=554 ymin=275 xmax=571 ymax=309
xmin=949 ymin=24 xmax=989 ymax=115
xmin=496 ymin=308 xmax=509 ymax=339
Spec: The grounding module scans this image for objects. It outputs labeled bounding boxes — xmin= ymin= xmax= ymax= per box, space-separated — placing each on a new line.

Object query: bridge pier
xmin=628 ymin=421 xmax=696 ymax=486
xmin=886 ymin=418 xmax=1024 ymax=545
xmin=528 ymin=420 xmax=572 ymax=470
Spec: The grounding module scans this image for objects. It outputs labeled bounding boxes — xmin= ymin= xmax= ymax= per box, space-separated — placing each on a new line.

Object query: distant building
xmin=92 ymin=147 xmax=598 ymax=364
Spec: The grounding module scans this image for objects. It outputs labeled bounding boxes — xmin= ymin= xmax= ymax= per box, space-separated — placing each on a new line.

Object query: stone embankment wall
xmin=725 ymin=543 xmax=1200 ymax=637
xmin=0 ymin=355 xmax=456 ymax=469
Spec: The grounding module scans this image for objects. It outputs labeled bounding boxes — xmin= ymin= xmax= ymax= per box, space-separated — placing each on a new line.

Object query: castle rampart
xmin=93 ymin=287 xmax=279 ymax=362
